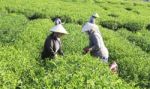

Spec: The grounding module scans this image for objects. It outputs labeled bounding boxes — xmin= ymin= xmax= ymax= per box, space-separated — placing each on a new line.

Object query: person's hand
xmin=110 ymin=61 xmax=118 ymax=74
xmin=83 ymin=47 xmax=92 ymax=53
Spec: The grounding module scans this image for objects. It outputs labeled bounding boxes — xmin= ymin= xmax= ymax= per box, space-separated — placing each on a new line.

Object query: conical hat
xmin=50 ymin=24 xmax=68 ymax=34
xmin=82 ymin=22 xmax=99 ymax=32
xmin=92 ymin=13 xmax=99 ymax=18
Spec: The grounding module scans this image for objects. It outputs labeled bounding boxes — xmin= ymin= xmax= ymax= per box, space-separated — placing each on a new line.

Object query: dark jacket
xmin=41 ymin=33 xmax=64 ymax=59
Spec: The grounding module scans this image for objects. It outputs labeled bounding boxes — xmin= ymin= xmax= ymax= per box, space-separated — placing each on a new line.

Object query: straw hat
xmin=50 ymin=24 xmax=68 ymax=34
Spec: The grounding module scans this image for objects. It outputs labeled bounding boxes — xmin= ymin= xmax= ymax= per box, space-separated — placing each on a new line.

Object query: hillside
xmin=0 ymin=0 xmax=150 ymax=89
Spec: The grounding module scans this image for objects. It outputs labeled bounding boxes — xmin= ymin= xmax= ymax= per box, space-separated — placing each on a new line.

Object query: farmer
xmin=82 ymin=13 xmax=109 ymax=63
xmin=41 ymin=18 xmax=68 ymax=59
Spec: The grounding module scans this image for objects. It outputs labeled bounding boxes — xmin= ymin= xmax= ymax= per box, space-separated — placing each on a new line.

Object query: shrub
xmin=128 ymin=35 xmax=150 ymax=53
xmin=16 ymin=19 xmax=52 ymax=57
xmin=102 ymin=6 xmax=108 ymax=10
xmin=77 ymin=19 xmax=84 ymax=25
xmin=0 ymin=0 xmax=150 ymax=88
xmin=100 ymin=20 xmax=122 ymax=31
xmin=146 ymin=24 xmax=150 ymax=31
xmin=5 ymin=6 xmax=16 ymax=13
xmin=0 ymin=14 xmax=28 ymax=31
xmin=0 ymin=14 xmax=28 ymax=45
xmin=117 ymin=29 xmax=150 ymax=53
xmin=101 ymin=28 xmax=150 ymax=89
xmin=133 ymin=10 xmax=140 ymax=15
xmin=133 ymin=3 xmax=142 ymax=6
xmin=0 ymin=29 xmax=18 ymax=45
xmin=51 ymin=15 xmax=72 ymax=23
xmin=38 ymin=55 xmax=135 ymax=89
xmin=107 ymin=1 xmax=117 ymax=4
xmin=123 ymin=22 xmax=143 ymax=32
xmin=0 ymin=46 xmax=32 ymax=89
xmin=0 ymin=20 xmax=136 ymax=89
xmin=120 ymin=2 xmax=126 ymax=5
xmin=108 ymin=13 xmax=119 ymax=18
xmin=125 ymin=7 xmax=132 ymax=11
xmin=27 ymin=12 xmax=46 ymax=20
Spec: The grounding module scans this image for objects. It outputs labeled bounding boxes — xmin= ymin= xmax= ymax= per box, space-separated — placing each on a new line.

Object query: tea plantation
xmin=0 ymin=0 xmax=150 ymax=89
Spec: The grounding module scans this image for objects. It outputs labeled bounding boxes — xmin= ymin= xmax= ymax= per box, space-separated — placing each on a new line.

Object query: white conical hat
xmin=92 ymin=13 xmax=99 ymax=18
xmin=82 ymin=22 xmax=99 ymax=32
xmin=50 ymin=24 xmax=68 ymax=34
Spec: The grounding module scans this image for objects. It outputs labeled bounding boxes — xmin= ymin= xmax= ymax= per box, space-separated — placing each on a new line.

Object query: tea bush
xmin=146 ymin=24 xmax=150 ymax=31
xmin=0 ymin=19 xmax=137 ymax=89
xmin=101 ymin=28 xmax=150 ymax=88
xmin=0 ymin=29 xmax=18 ymax=45
xmin=0 ymin=14 xmax=28 ymax=45
xmin=100 ymin=20 xmax=122 ymax=31
xmin=117 ymin=29 xmax=150 ymax=53
xmin=15 ymin=19 xmax=53 ymax=58
xmin=128 ymin=35 xmax=150 ymax=53
xmin=125 ymin=7 xmax=133 ymax=11
xmin=0 ymin=46 xmax=32 ymax=89
xmin=0 ymin=14 xmax=28 ymax=31
xmin=123 ymin=22 xmax=144 ymax=32
xmin=50 ymin=15 xmax=73 ymax=24
xmin=0 ymin=0 xmax=150 ymax=88
xmin=108 ymin=13 xmax=119 ymax=18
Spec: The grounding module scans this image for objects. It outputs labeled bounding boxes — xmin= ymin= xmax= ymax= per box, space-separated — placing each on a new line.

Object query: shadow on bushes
xmin=102 ymin=7 xmax=108 ymax=10
xmin=146 ymin=24 xmax=150 ymax=31
xmin=93 ymin=0 xmax=101 ymax=3
xmin=123 ymin=22 xmax=143 ymax=32
xmin=107 ymin=1 xmax=117 ymax=4
xmin=99 ymin=5 xmax=108 ymax=10
xmin=5 ymin=7 xmax=16 ymax=13
xmin=5 ymin=7 xmax=46 ymax=20
xmin=125 ymin=7 xmax=132 ymax=11
xmin=133 ymin=3 xmax=142 ymax=6
xmin=133 ymin=10 xmax=140 ymax=15
xmin=108 ymin=13 xmax=119 ymax=18
xmin=50 ymin=15 xmax=72 ymax=23
xmin=27 ymin=12 xmax=46 ymax=20
xmin=120 ymin=2 xmax=127 ymax=5
xmin=77 ymin=19 xmax=84 ymax=25
xmin=100 ymin=20 xmax=122 ymax=31
xmin=136 ymin=82 xmax=150 ymax=89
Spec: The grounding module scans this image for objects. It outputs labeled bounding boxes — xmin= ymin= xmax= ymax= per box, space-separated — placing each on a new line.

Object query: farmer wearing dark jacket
xmin=82 ymin=13 xmax=109 ymax=63
xmin=41 ymin=18 xmax=68 ymax=59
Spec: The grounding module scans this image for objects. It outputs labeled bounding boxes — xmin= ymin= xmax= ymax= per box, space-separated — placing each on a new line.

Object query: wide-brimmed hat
xmin=50 ymin=24 xmax=68 ymax=34
xmin=92 ymin=13 xmax=99 ymax=18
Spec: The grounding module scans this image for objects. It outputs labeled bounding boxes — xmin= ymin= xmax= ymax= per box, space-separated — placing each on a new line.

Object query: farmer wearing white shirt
xmin=82 ymin=13 xmax=109 ymax=62
xmin=41 ymin=18 xmax=68 ymax=59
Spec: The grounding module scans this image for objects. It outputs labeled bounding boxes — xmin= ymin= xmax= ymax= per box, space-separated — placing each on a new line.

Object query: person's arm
xmin=57 ymin=40 xmax=64 ymax=56
xmin=49 ymin=46 xmax=55 ymax=56
xmin=58 ymin=47 xmax=64 ymax=56
xmin=48 ymin=39 xmax=56 ymax=58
